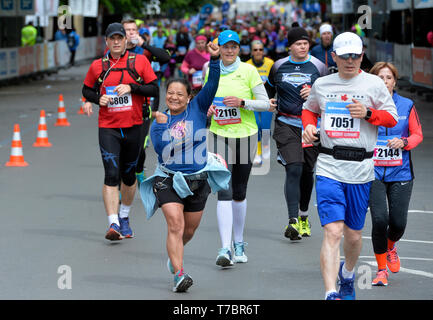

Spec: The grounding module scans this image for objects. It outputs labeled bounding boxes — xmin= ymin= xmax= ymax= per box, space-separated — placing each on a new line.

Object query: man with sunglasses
xmin=302 ymin=32 xmax=398 ymax=300
xmin=246 ymin=40 xmax=275 ymax=165
xmin=265 ymin=27 xmax=328 ymax=242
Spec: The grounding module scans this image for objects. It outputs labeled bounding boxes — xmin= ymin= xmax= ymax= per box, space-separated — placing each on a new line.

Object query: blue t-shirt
xmin=151 ymin=58 xmax=220 ymax=173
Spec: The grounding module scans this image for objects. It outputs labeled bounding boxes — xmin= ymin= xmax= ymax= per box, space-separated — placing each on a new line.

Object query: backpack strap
xmin=126 ymin=52 xmax=144 ymax=85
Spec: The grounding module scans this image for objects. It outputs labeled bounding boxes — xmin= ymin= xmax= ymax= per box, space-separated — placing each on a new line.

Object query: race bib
xmin=178 ymin=46 xmax=187 ymax=55
xmin=373 ymin=135 xmax=403 ymax=166
xmin=212 ymin=97 xmax=241 ymax=125
xmin=240 ymin=45 xmax=250 ymax=55
xmin=324 ymin=102 xmax=360 ymax=138
xmin=106 ymin=86 xmax=132 ymax=112
xmin=192 ymin=71 xmax=203 ymax=87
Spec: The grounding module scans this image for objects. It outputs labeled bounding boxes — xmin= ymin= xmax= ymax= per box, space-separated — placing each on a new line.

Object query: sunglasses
xmin=337 ymin=53 xmax=362 ymax=60
xmin=253 ymin=48 xmax=264 ymax=52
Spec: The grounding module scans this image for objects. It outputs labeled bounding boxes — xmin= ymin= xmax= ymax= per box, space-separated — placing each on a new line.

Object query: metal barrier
xmin=0 ymin=36 xmax=105 ymax=81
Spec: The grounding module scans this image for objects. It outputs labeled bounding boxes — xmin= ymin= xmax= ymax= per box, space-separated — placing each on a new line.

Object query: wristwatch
xmin=401 ymin=137 xmax=408 ymax=147
xmin=364 ymin=107 xmax=372 ymax=120
xmin=240 ymin=99 xmax=245 ymax=108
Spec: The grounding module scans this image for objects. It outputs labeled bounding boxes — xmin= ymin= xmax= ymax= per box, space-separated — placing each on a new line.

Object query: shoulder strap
xmin=126 ymin=52 xmax=144 ymax=85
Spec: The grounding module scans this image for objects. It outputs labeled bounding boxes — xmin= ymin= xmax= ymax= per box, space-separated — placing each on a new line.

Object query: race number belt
xmin=373 ymin=135 xmax=403 ymax=166
xmin=212 ymin=97 xmax=241 ymax=125
xmin=106 ymin=86 xmax=132 ymax=112
xmin=319 ymin=145 xmax=373 ymax=162
xmin=324 ymin=102 xmax=360 ymax=138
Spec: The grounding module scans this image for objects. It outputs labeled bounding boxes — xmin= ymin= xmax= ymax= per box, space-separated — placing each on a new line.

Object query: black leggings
xmin=211 ymin=134 xmax=255 ymax=201
xmin=284 ymin=160 xmax=316 ymax=219
xmin=99 ymin=124 xmax=144 ymax=187
xmin=369 ymin=179 xmax=413 ymax=254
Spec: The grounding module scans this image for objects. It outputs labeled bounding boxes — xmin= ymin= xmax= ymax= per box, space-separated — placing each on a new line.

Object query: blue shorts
xmin=316 ymin=175 xmax=372 ymax=230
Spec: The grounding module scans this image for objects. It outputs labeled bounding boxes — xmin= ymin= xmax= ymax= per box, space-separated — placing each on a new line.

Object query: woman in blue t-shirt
xmin=143 ymin=42 xmax=230 ymax=293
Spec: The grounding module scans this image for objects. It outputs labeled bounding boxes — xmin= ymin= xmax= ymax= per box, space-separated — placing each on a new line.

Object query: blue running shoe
xmin=119 ymin=217 xmax=134 ymax=238
xmin=326 ymin=292 xmax=342 ymax=300
xmin=233 ymin=242 xmax=248 ymax=263
xmin=338 ymin=261 xmax=356 ymax=300
xmin=173 ymin=269 xmax=193 ymax=292
xmin=216 ymin=248 xmax=234 ymax=267
xmin=105 ymin=223 xmax=123 ymax=241
xmin=167 ymin=258 xmax=184 ymax=274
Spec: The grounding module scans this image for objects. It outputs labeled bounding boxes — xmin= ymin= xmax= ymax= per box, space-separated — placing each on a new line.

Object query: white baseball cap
xmin=332 ymin=32 xmax=363 ymax=56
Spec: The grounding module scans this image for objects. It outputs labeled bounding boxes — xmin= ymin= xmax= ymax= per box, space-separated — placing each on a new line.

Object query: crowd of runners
xmin=81 ymin=11 xmax=423 ymax=299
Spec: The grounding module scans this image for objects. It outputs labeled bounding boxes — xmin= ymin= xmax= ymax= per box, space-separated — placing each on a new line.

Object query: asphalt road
xmin=0 ymin=63 xmax=432 ymax=301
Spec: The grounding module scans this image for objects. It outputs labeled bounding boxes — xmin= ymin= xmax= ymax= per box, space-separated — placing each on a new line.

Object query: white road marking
xmin=362 ymin=261 xmax=433 ymax=279
xmin=358 ymin=255 xmax=433 ymax=262
xmin=408 ymin=210 xmax=433 ymax=214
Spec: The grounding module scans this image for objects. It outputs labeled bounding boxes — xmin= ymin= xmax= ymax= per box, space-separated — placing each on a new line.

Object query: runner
xmin=81 ymin=23 xmax=158 ymax=241
xmin=139 ymin=42 xmax=230 ymax=292
xmin=204 ymin=30 xmax=274 ymax=267
xmin=246 ymin=40 xmax=274 ymax=166
xmin=369 ymin=62 xmax=423 ymax=286
xmin=310 ymin=23 xmax=337 ymax=73
xmin=302 ymin=32 xmax=398 ymax=300
xmin=265 ymin=27 xmax=328 ymax=240
xmin=180 ymin=35 xmax=210 ymax=91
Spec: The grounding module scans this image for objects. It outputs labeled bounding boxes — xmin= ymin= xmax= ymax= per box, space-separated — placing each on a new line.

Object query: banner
xmin=331 ymin=0 xmax=353 ymax=14
xmin=388 ymin=0 xmax=411 ymax=10
xmin=375 ymin=41 xmax=394 ymax=63
xmin=16 ymin=0 xmax=35 ymax=15
xmin=415 ymin=0 xmax=433 ymax=8
xmin=393 ymin=44 xmax=412 ymax=79
xmin=412 ymin=47 xmax=433 ymax=88
xmin=83 ymin=0 xmax=98 ymax=17
xmin=0 ymin=0 xmax=16 ymax=16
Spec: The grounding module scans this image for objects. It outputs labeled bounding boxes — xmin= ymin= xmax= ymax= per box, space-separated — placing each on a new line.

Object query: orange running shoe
xmin=372 ymin=269 xmax=389 ymax=286
xmin=387 ymin=246 xmax=401 ymax=273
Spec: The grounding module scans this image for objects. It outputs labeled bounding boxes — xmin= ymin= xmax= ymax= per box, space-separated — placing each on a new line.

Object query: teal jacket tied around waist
xmin=140 ymin=152 xmax=231 ymax=220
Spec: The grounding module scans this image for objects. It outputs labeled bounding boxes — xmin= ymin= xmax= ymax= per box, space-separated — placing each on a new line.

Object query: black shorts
xmin=99 ymin=124 xmax=144 ymax=186
xmin=273 ymin=119 xmax=318 ymax=169
xmin=153 ymin=176 xmax=211 ymax=212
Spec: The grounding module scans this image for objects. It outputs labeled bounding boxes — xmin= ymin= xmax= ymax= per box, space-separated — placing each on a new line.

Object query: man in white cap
xmin=310 ymin=23 xmax=337 ymax=71
xmin=302 ymin=32 xmax=398 ymax=300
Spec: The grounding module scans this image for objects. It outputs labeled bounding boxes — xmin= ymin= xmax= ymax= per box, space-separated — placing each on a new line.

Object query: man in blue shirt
xmin=310 ymin=24 xmax=337 ymax=72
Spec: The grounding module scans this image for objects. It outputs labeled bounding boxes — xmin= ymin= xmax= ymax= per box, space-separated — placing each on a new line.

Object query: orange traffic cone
xmin=54 ymin=94 xmax=71 ymax=126
xmin=5 ymin=124 xmax=29 ymax=167
xmin=33 ymin=110 xmax=52 ymax=147
xmin=78 ymin=97 xmax=85 ymax=115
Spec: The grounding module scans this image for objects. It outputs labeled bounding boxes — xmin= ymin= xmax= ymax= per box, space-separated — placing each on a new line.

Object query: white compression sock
xmin=232 ymin=199 xmax=247 ymax=243
xmin=108 ymin=214 xmax=119 ymax=226
xmin=119 ymin=204 xmax=131 ymax=219
xmin=217 ymin=200 xmax=233 ymax=249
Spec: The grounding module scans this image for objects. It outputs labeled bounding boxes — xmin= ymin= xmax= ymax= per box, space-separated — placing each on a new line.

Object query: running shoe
xmin=299 ymin=216 xmax=311 ymax=237
xmin=216 ymin=248 xmax=234 ymax=267
xmin=173 ymin=269 xmax=193 ymax=292
xmin=284 ymin=218 xmax=302 ymax=240
xmin=253 ymin=154 xmax=262 ymax=166
xmin=387 ymin=246 xmax=401 ymax=273
xmin=337 ymin=262 xmax=356 ymax=300
xmin=372 ymin=269 xmax=389 ymax=286
xmin=105 ymin=223 xmax=123 ymax=241
xmin=262 ymin=144 xmax=271 ymax=159
xmin=167 ymin=258 xmax=175 ymax=274
xmin=233 ymin=242 xmax=248 ymax=263
xmin=326 ymin=292 xmax=342 ymax=300
xmin=119 ymin=217 xmax=134 ymax=238
xmin=136 ymin=171 xmax=146 ymax=186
